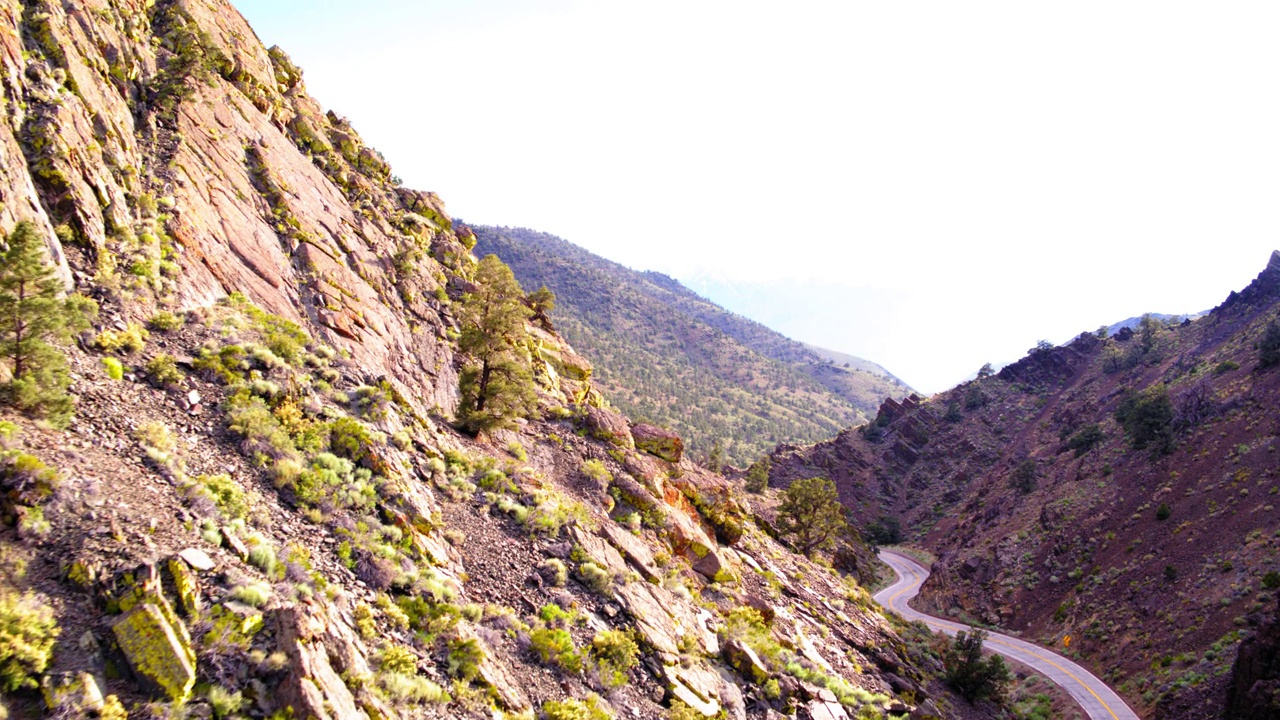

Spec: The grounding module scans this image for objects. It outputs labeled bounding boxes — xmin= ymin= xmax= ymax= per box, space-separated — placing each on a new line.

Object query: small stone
xmin=187 ymin=390 xmax=201 ymax=406
xmin=178 ymin=548 xmax=215 ymax=572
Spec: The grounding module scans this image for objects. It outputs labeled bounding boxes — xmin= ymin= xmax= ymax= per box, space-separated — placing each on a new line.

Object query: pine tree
xmin=455 ymin=255 xmax=537 ymax=433
xmin=0 ymin=222 xmax=96 ymax=426
xmin=776 ymin=477 xmax=846 ymax=556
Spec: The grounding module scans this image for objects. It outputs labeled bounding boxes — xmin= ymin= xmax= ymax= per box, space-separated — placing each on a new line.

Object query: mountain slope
xmin=769 ymin=251 xmax=1280 ymax=719
xmin=473 ymin=225 xmax=911 ymax=466
xmin=0 ymin=3 xmax=976 ymax=720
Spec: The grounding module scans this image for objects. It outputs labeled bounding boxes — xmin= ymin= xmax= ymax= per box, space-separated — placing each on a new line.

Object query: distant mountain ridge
xmin=472 ymin=225 xmax=911 ymax=465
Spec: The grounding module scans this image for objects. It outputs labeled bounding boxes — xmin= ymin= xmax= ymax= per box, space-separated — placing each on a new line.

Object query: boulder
xmin=112 ymin=599 xmax=196 ymax=702
xmin=692 ymin=546 xmax=733 ymax=583
xmin=601 ymin=523 xmax=662 ymax=583
xmin=177 ymin=548 xmax=216 ymax=572
xmin=276 ymin=607 xmax=369 ymax=720
xmin=632 ymin=423 xmax=683 ymax=463
xmin=722 ymin=639 xmax=769 ymax=683
xmin=805 ymin=698 xmax=851 ymax=720
xmin=664 ymin=663 xmax=723 ymax=717
xmin=584 ymin=406 xmax=634 ymax=449
xmin=457 ymin=625 xmax=530 ymax=711
xmin=165 ymin=558 xmax=201 ymax=617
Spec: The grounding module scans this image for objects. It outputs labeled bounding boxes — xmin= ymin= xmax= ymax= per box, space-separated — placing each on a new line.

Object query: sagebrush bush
xmin=577 ymin=562 xmax=612 ymax=595
xmin=145 ymin=354 xmax=183 ymax=387
xmin=542 ymin=694 xmax=612 ymax=720
xmin=207 ymin=686 xmax=242 ymax=719
xmin=591 ymin=629 xmax=638 ymax=687
xmin=101 ymin=357 xmax=124 ymax=381
xmin=379 ymin=644 xmax=419 ymax=675
xmin=230 ymin=582 xmax=271 ymax=608
xmin=0 ymin=591 xmax=59 ymax=692
xmin=94 ymin=323 xmax=149 ymax=354
xmin=539 ymin=558 xmax=568 ymax=587
xmin=447 ymin=637 xmax=485 ymax=682
xmin=528 ymin=626 xmax=582 ymax=673
xmin=148 ymin=311 xmax=184 ymax=332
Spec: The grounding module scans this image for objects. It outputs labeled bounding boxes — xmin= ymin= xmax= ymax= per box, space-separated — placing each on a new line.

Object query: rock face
xmin=1223 ymin=599 xmax=1280 ymax=720
xmin=631 ymin=423 xmax=684 ymax=463
xmin=584 ymin=405 xmax=634 ymax=448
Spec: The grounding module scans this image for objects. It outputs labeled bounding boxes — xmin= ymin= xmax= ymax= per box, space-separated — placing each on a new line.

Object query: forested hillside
xmin=474 ymin=225 xmax=911 ymax=466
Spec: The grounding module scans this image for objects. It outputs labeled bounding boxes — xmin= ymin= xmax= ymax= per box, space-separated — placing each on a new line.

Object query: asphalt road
xmin=873 ymin=549 xmax=1140 ymax=720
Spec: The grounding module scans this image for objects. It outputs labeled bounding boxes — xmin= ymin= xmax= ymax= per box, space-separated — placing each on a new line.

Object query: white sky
xmin=236 ymin=1 xmax=1280 ymax=393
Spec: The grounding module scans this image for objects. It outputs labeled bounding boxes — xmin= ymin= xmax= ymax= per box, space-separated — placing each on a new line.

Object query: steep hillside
xmin=769 ymin=252 xmax=1280 ymax=719
xmin=0 ymin=3 xmax=981 ymax=720
xmin=473 ymin=225 xmax=911 ymax=467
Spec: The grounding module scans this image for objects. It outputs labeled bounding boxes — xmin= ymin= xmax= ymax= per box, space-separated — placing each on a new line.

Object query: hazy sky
xmin=236 ymin=1 xmax=1280 ymax=392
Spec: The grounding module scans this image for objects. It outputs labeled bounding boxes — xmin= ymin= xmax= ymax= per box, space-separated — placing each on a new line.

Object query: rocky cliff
xmin=770 ymin=253 xmax=1280 ymax=719
xmin=0 ymin=2 xmax=984 ymax=719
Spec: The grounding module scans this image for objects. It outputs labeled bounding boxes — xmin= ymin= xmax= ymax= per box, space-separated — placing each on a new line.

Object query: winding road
xmin=873 ymin=549 xmax=1140 ymax=720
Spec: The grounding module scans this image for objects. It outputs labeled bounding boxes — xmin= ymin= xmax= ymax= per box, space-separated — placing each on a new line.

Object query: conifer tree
xmin=0 ymin=222 xmax=96 ymax=426
xmin=776 ymin=476 xmax=846 ymax=556
xmin=455 ymin=255 xmax=537 ymax=432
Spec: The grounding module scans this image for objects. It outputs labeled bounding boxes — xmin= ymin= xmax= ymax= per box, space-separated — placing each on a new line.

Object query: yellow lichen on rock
xmin=111 ymin=601 xmax=196 ymax=702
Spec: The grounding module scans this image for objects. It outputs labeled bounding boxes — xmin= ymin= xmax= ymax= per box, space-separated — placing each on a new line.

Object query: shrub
xmin=528 ymin=626 xmax=582 ymax=673
xmin=1010 ymin=459 xmax=1036 ymax=494
xmin=542 ymin=694 xmax=612 ymax=720
xmin=591 ymin=630 xmax=638 ymax=687
xmin=1214 ymin=360 xmax=1241 ymax=375
xmin=195 ymin=473 xmax=250 ymax=521
xmin=1261 ymin=321 xmax=1280 ymax=368
xmin=148 ymin=311 xmax=184 ymax=332
xmin=539 ymin=558 xmax=568 ymax=587
xmin=230 ymin=583 xmax=271 ymax=607
xmin=508 ymin=441 xmax=528 ymax=462
xmin=1066 ymin=424 xmax=1105 ymax=457
xmin=145 ymin=354 xmax=184 ymax=387
xmin=101 ymin=357 xmax=124 ymax=381
xmin=194 ymin=344 xmax=248 ymax=384
xmin=1156 ymin=503 xmax=1171 ymax=521
xmin=226 ymin=391 xmax=299 ymax=465
xmin=581 ymin=459 xmax=612 ymax=487
xmin=539 ymin=603 xmax=574 ymax=627
xmin=1263 ymin=572 xmax=1280 ymax=590
xmin=207 ymin=686 xmax=242 ymax=719
xmin=375 ymin=671 xmax=448 ymax=704
xmin=94 ymin=323 xmax=149 ymax=354
xmin=247 ymin=537 xmax=278 ymax=575
xmin=943 ymin=629 xmax=1011 ymax=702
xmin=526 ymin=488 xmax=592 ymax=537
xmin=447 ymin=637 xmax=485 ymax=682
xmin=1164 ymin=565 xmax=1178 ymax=582
xmin=328 ymin=416 xmax=375 ymax=464
xmin=576 ymin=562 xmax=613 ymax=596
xmin=0 ymin=451 xmax=59 ymax=506
xmin=379 ymin=644 xmax=419 ymax=675
xmin=291 ymin=453 xmax=375 ymax=511
xmin=1115 ymin=385 xmax=1174 ymax=455
xmin=745 ymin=456 xmax=771 ymax=494
xmin=0 ymin=591 xmax=59 ymax=691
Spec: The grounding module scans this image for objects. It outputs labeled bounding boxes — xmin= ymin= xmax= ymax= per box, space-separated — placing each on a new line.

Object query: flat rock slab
xmin=177 ymin=548 xmax=215 ymax=572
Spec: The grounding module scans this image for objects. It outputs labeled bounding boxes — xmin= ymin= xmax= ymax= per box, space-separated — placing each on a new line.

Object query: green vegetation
xmin=745 ymin=456 xmax=770 ymax=494
xmin=1156 ymin=503 xmax=1171 ymax=521
xmin=473 ymin=226 xmax=908 ymax=465
xmin=1010 ymin=459 xmax=1036 ymax=494
xmin=776 ymin=477 xmax=847 ymax=556
xmin=148 ymin=311 xmax=185 ymax=332
xmin=455 ymin=255 xmax=538 ymax=433
xmin=1261 ymin=321 xmax=1280 ymax=368
xmin=943 ymin=629 xmax=1010 ymax=702
xmin=1115 ymin=384 xmax=1174 ymax=455
xmin=146 ymin=354 xmax=184 ymax=387
xmin=0 ymin=591 xmax=59 ymax=692
xmin=542 ymin=694 xmax=612 ymax=720
xmin=1065 ymin=424 xmax=1105 ymax=456
xmin=590 ymin=629 xmax=638 ymax=687
xmin=0 ymin=222 xmax=96 ymax=425
xmin=528 ymin=625 xmax=582 ymax=673
xmin=102 ymin=356 xmax=124 ymax=381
